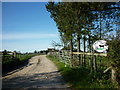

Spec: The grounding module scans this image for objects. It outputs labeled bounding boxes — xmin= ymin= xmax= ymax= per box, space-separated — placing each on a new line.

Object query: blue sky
xmin=2 ymin=2 xmax=60 ymax=53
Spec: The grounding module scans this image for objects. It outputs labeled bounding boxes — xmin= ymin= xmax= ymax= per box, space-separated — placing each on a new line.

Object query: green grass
xmin=47 ymin=55 xmax=116 ymax=88
xmin=2 ymin=54 xmax=38 ymax=71
xmin=16 ymin=54 xmax=37 ymax=62
xmin=84 ymin=55 xmax=111 ymax=66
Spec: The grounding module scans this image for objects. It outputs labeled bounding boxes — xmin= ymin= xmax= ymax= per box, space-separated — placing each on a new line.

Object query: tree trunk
xmin=91 ymin=42 xmax=94 ymax=73
xmin=77 ymin=35 xmax=81 ymax=66
xmin=100 ymin=12 xmax=102 ymax=39
xmin=88 ymin=34 xmax=91 ymax=66
xmin=77 ymin=35 xmax=80 ymax=52
xmin=83 ymin=35 xmax=86 ymax=66
xmin=70 ymin=38 xmax=73 ymax=52
xmin=70 ymin=38 xmax=73 ymax=67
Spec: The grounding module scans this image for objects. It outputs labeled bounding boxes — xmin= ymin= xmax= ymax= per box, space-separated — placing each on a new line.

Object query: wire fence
xmin=48 ymin=50 xmax=108 ymax=72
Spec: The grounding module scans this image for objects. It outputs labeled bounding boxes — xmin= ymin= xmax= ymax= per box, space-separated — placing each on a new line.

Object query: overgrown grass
xmin=47 ymin=55 xmax=116 ymax=88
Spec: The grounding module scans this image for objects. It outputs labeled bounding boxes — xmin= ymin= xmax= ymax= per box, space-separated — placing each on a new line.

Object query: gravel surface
xmin=2 ymin=55 xmax=69 ymax=89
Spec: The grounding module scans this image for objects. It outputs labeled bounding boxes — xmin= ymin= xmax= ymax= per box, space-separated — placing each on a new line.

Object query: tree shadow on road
xmin=2 ymin=71 xmax=69 ymax=89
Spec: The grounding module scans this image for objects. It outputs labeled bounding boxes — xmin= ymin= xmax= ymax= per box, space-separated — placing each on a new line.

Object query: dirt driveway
xmin=2 ymin=55 xmax=69 ymax=89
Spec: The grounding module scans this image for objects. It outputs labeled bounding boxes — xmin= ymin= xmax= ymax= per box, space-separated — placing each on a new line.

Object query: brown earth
xmin=2 ymin=55 xmax=69 ymax=89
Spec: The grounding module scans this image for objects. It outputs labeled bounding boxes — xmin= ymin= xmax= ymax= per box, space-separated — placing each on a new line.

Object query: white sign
xmin=93 ymin=40 xmax=108 ymax=53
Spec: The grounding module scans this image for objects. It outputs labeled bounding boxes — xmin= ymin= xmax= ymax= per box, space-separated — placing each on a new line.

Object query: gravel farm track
xmin=2 ymin=55 xmax=70 ymax=89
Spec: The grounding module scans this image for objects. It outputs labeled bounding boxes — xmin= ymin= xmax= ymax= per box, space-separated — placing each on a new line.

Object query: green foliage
xmin=2 ymin=55 xmax=20 ymax=70
xmin=16 ymin=54 xmax=35 ymax=62
xmin=2 ymin=50 xmax=8 ymax=55
xmin=46 ymin=2 xmax=120 ymax=87
xmin=47 ymin=55 xmax=116 ymax=88
xmin=2 ymin=54 xmax=36 ymax=72
xmin=46 ymin=2 xmax=119 ymax=52
xmin=108 ymin=40 xmax=120 ymax=63
xmin=107 ymin=31 xmax=120 ymax=84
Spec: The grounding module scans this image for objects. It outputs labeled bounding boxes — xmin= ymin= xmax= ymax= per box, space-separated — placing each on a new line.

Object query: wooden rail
xmin=71 ymin=52 xmax=107 ymax=56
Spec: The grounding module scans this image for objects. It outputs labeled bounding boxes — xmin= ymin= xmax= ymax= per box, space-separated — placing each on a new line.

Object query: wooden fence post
xmin=83 ymin=53 xmax=85 ymax=67
xmin=103 ymin=66 xmax=118 ymax=84
xmin=99 ymin=54 xmax=102 ymax=69
xmin=89 ymin=55 xmax=91 ymax=67
xmin=78 ymin=54 xmax=81 ymax=66
xmin=13 ymin=51 xmax=16 ymax=57
xmin=80 ymin=54 xmax=83 ymax=67
xmin=111 ymin=68 xmax=117 ymax=83
xmin=90 ymin=56 xmax=93 ymax=73
xmin=91 ymin=49 xmax=94 ymax=73
xmin=93 ymin=55 xmax=97 ymax=72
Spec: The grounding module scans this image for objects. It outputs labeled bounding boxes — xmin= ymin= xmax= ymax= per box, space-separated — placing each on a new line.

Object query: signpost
xmin=92 ymin=40 xmax=108 ymax=71
xmin=93 ymin=40 xmax=108 ymax=53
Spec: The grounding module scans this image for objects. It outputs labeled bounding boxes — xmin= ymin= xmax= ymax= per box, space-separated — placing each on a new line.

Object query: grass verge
xmin=2 ymin=54 xmax=38 ymax=73
xmin=47 ymin=55 xmax=117 ymax=88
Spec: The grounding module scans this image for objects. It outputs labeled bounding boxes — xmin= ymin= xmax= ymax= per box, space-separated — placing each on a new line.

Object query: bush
xmin=107 ymin=39 xmax=120 ymax=85
xmin=2 ymin=55 xmax=20 ymax=70
xmin=2 ymin=54 xmax=36 ymax=73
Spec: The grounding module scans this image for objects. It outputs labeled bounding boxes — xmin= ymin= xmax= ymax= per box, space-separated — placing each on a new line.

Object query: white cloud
xmin=1 ymin=33 xmax=58 ymax=40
